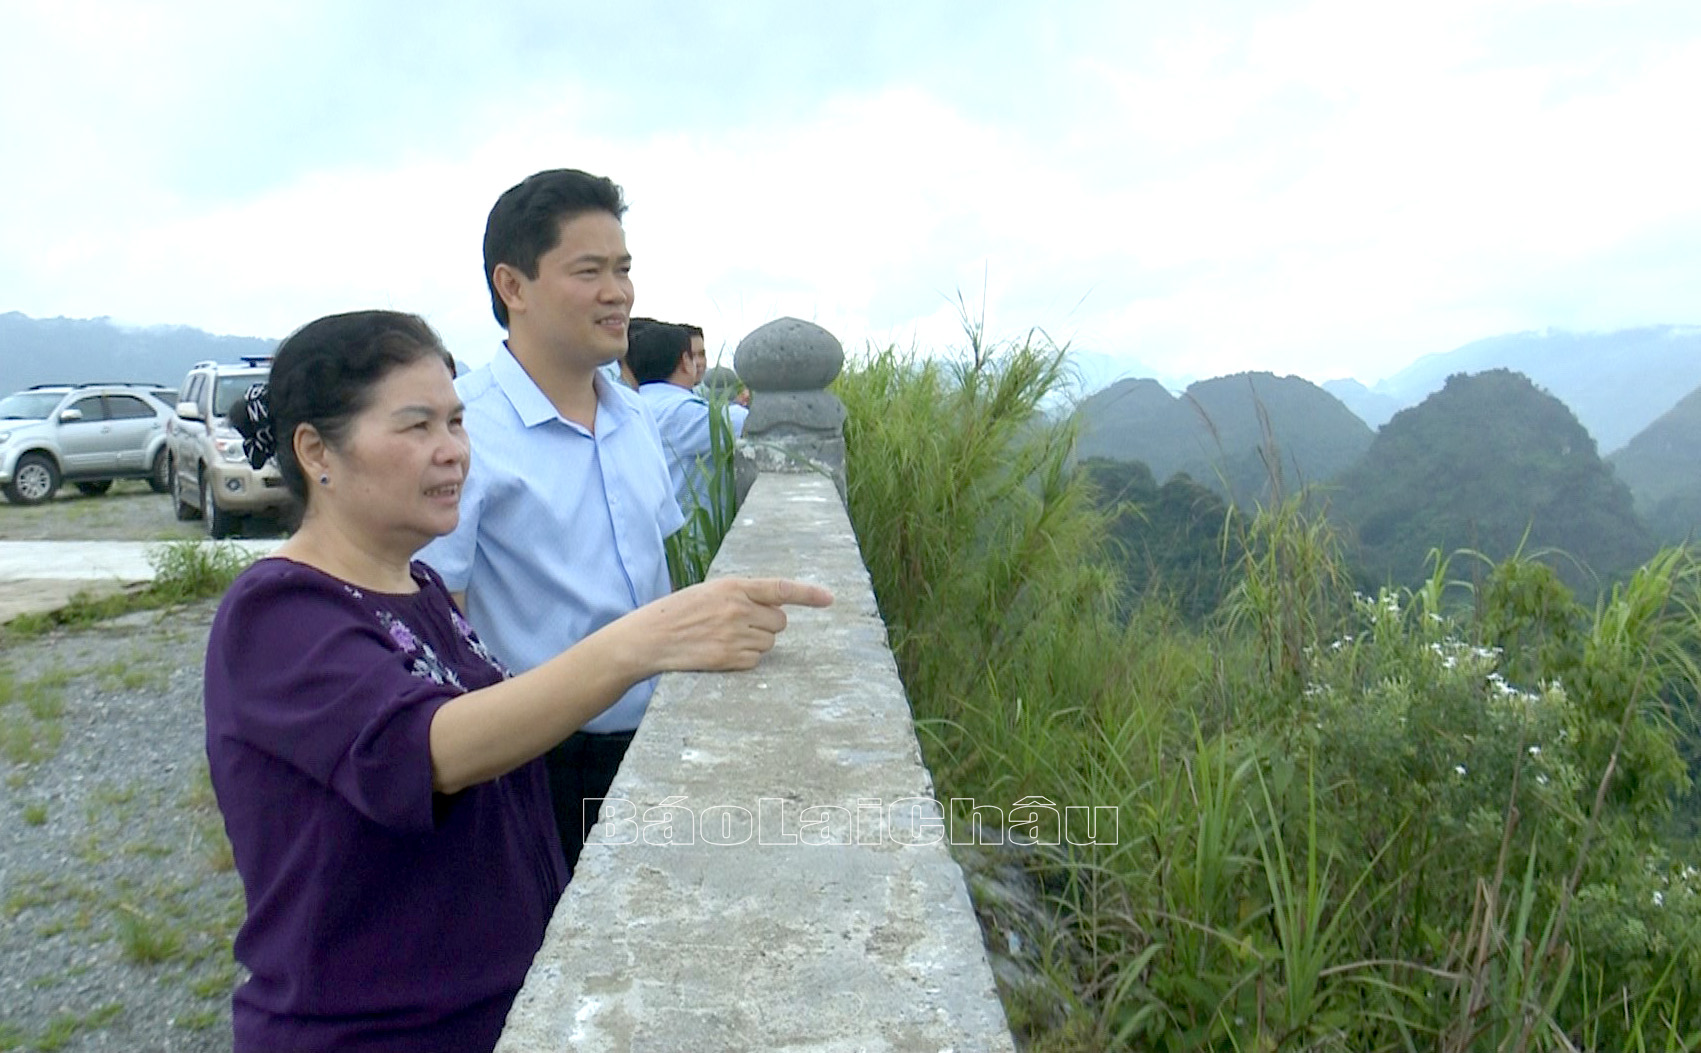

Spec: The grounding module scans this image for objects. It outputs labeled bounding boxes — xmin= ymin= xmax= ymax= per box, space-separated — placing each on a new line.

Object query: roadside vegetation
xmin=836 ymin=335 xmax=1701 ymax=1051
xmin=1 ymin=540 xmax=252 ymax=641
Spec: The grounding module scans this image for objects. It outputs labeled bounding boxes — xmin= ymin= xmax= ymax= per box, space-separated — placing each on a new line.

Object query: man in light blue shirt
xmin=419 ymin=169 xmax=683 ymax=869
xmin=626 ymin=320 xmax=748 ymax=518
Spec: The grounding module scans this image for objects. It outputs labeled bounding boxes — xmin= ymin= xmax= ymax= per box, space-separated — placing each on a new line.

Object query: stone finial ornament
xmin=700 ymin=365 xmax=742 ymax=395
xmin=732 ymin=318 xmax=848 ymax=499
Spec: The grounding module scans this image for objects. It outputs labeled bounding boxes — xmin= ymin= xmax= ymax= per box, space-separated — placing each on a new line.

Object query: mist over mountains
xmin=1325 ymin=326 xmax=1701 ymax=452
xmin=0 ymin=312 xmax=276 ymax=396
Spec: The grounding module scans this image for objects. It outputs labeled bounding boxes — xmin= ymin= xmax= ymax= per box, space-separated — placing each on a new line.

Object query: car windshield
xmin=214 ymin=375 xmax=266 ymax=417
xmin=0 ymin=392 xmax=64 ymax=420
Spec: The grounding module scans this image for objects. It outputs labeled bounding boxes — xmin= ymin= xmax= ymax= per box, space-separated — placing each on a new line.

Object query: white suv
xmin=167 ymin=357 xmax=290 ymax=538
xmin=0 ymin=383 xmax=175 ymax=505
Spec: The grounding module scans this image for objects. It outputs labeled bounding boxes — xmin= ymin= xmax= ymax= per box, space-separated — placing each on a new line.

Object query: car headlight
xmin=215 ymin=434 xmax=247 ymax=463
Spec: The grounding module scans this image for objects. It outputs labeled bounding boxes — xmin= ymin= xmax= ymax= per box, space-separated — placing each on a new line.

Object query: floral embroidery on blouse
xmin=374 ymin=609 xmax=466 ymax=691
xmin=449 ymin=608 xmax=510 ymax=678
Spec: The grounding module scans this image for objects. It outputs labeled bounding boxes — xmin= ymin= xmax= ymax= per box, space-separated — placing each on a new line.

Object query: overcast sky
xmin=2 ymin=0 xmax=1698 ymax=388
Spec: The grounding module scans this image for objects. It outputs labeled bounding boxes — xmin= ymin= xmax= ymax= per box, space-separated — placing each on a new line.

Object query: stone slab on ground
xmin=0 ymin=579 xmax=142 ymax=624
xmin=0 ymin=540 xmax=283 ymax=583
xmin=0 ymin=540 xmax=284 ymax=624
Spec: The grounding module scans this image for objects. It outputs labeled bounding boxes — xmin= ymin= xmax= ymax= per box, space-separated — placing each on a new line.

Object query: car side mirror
xmin=176 ymin=401 xmax=204 ymax=422
xmin=58 ymin=408 xmax=84 ymax=423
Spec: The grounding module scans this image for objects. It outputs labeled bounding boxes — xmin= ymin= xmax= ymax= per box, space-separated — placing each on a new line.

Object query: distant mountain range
xmin=5 ymin=311 xmax=1697 ymax=560
xmin=0 ymin=313 xmax=276 ymax=397
xmin=1073 ymin=327 xmax=1699 ymax=589
xmin=1074 ymin=371 xmax=1373 ymax=504
xmin=1324 ymin=326 xmax=1701 ymax=454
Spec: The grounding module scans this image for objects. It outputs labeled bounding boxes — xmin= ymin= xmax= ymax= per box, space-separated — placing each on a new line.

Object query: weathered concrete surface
xmin=0 ymin=540 xmax=284 ymax=622
xmin=497 ymin=474 xmax=1014 ymax=1053
xmin=0 ymin=540 xmax=283 ymax=582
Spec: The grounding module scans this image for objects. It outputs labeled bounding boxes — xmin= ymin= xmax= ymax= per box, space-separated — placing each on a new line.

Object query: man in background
xmin=626 ymin=320 xmax=747 ymax=517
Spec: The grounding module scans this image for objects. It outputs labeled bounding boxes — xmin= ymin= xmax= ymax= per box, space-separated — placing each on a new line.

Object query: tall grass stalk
xmin=664 ymin=389 xmax=742 ymax=589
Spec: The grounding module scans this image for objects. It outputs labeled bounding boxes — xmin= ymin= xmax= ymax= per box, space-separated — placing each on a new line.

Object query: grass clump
xmin=28 ymin=1004 xmax=123 ymax=1052
xmin=664 ymin=388 xmax=743 ymax=589
xmin=838 ymin=329 xmax=1701 ymax=1051
xmin=1 ymin=540 xmax=254 ymax=639
xmin=0 ymin=670 xmax=69 ymax=766
xmin=114 ymin=904 xmax=186 ymax=965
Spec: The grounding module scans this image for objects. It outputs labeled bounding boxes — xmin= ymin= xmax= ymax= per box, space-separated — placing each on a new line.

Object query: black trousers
xmin=543 ymin=729 xmax=636 ymax=872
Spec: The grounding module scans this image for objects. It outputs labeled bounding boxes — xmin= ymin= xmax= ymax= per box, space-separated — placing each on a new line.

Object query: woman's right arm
xmin=426 ymin=577 xmax=832 ymax=794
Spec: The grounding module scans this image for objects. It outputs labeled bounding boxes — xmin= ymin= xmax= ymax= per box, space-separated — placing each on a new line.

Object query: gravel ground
xmin=0 ymin=482 xmax=257 ymax=1051
xmin=1 ymin=603 xmax=240 ymax=1052
xmin=0 ymin=481 xmax=283 ymax=543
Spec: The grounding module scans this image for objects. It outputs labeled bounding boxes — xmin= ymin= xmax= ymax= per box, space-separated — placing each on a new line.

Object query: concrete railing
xmin=495 ymin=321 xmax=1015 ymax=1051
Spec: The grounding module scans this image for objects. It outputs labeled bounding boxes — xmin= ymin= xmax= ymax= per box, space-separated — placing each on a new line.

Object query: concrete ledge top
xmin=496 ymin=474 xmax=1014 ymax=1053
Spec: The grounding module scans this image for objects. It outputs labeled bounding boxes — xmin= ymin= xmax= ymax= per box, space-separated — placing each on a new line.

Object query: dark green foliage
xmin=1079 ymin=457 xmax=1236 ymax=621
xmin=1331 ymin=369 xmax=1658 ymax=594
xmin=1074 ymin=371 xmax=1373 ymax=507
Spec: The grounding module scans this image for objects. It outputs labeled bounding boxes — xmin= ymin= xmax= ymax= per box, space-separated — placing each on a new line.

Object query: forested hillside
xmin=1079 ymin=457 xmax=1235 ymax=620
xmin=1330 ymin=369 xmax=1656 ymax=590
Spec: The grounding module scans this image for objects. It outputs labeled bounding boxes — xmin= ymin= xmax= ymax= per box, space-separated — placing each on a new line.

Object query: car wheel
xmin=203 ymin=472 xmax=241 ymax=539
xmin=172 ymin=457 xmax=200 ymax=520
xmin=2 ymin=452 xmax=61 ymax=506
xmin=147 ymin=448 xmax=171 ymax=494
xmin=75 ymin=480 xmax=114 ymax=497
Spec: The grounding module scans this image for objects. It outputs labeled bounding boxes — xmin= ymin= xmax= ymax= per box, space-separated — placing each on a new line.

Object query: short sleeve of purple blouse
xmin=204 ymin=560 xmax=498 ymax=834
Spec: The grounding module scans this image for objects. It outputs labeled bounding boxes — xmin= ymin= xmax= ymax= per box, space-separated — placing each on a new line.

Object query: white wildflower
xmin=1455 ymin=764 xmax=1468 ymax=776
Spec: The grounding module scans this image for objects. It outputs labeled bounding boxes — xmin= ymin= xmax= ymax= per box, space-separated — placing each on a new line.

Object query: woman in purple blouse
xmin=204 ymin=310 xmax=829 ymax=1053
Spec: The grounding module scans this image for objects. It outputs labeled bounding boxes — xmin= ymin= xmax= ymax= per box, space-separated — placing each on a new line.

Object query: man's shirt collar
xmin=491 ymin=343 xmax=635 ymax=432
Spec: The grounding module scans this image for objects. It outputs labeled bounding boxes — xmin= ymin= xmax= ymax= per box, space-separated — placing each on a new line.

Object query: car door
xmin=57 ymin=395 xmax=112 ymax=474
xmin=171 ymin=373 xmax=208 ymax=485
xmin=103 ymin=393 xmax=162 ymax=471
